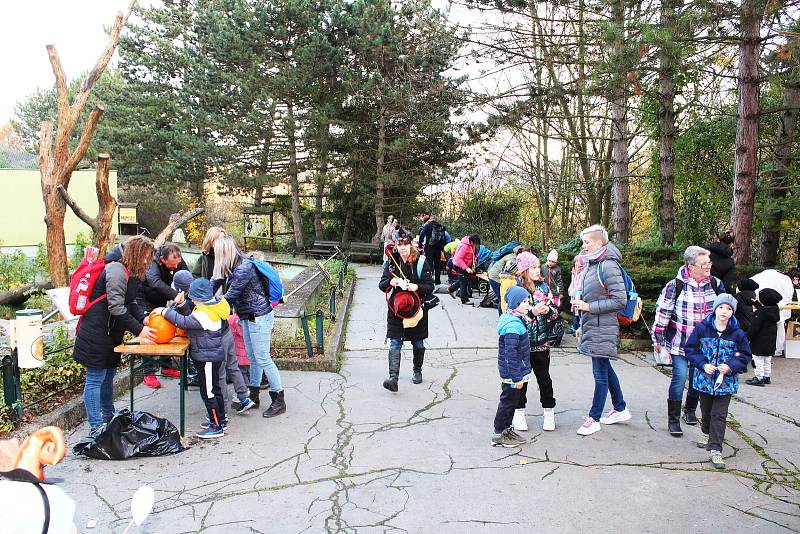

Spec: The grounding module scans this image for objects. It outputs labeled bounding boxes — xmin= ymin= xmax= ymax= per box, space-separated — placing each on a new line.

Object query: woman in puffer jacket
xmin=216 ymin=236 xmax=285 ymax=418
xmin=572 ymin=225 xmax=632 ymax=436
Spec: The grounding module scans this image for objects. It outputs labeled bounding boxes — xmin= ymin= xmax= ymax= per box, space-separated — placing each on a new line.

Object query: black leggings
xmin=517 ymin=349 xmax=556 ymax=409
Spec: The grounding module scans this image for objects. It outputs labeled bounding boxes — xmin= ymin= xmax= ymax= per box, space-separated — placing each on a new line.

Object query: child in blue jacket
xmin=159 ymin=278 xmax=231 ymax=439
xmin=492 ymin=286 xmax=532 ymax=448
xmin=685 ymin=293 xmax=752 ymax=469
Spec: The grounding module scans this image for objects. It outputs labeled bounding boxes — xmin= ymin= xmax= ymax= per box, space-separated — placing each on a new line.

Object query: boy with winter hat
xmin=685 ymin=293 xmax=752 ymax=469
xmin=746 ymin=288 xmax=782 ymax=386
xmin=159 ymin=278 xmax=232 ymax=439
xmin=492 ymin=286 xmax=532 ymax=448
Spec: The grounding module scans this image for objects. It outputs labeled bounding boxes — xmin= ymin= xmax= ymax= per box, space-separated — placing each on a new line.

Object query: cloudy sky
xmin=0 ymin=0 xmax=134 ymax=123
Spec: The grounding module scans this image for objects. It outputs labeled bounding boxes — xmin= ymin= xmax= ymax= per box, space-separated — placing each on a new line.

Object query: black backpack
xmin=428 ymin=222 xmax=445 ymax=248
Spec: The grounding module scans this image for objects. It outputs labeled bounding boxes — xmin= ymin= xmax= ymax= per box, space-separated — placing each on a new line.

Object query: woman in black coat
xmin=73 ymin=236 xmax=157 ymax=430
xmin=378 ymin=231 xmax=435 ymax=392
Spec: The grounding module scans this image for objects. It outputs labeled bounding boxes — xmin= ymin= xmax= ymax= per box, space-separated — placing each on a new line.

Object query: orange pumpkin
xmin=148 ymin=312 xmax=177 ymax=344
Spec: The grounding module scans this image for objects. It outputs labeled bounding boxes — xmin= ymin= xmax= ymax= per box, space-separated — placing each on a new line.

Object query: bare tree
xmin=38 ymin=6 xmax=131 ymax=286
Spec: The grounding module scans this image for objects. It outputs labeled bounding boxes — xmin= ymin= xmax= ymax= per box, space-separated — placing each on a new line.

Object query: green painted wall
xmin=0 ymin=169 xmax=118 ymax=247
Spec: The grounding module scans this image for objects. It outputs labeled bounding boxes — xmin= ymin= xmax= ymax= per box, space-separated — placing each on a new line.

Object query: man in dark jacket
xmin=418 ymin=214 xmax=447 ymax=285
xmin=139 ymin=243 xmax=189 ymax=385
xmin=708 ymin=232 xmax=736 ymax=295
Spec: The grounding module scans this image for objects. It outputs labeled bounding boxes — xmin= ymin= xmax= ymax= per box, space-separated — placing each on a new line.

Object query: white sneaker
xmin=512 ymin=409 xmax=528 ymax=431
xmin=542 ymin=408 xmax=555 ymax=431
xmin=599 ymin=408 xmax=631 ymax=425
xmin=577 ymin=416 xmax=601 ymax=436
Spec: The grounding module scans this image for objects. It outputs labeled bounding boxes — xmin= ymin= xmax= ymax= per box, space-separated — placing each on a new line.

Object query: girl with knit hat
xmin=568 ymin=254 xmax=587 ymax=334
xmin=745 ymin=287 xmax=782 ymax=386
xmin=508 ymin=252 xmax=559 ymax=432
xmin=685 ymin=293 xmax=752 ymax=469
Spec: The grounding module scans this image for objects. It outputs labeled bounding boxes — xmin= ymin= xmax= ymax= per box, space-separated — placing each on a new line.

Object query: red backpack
xmin=68 ymin=258 xmax=108 ymax=316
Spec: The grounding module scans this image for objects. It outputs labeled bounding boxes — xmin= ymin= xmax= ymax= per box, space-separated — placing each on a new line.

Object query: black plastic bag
xmin=479 ymin=289 xmax=498 ymax=308
xmin=547 ymin=318 xmax=565 ymax=347
xmin=73 ymin=409 xmax=184 ymax=460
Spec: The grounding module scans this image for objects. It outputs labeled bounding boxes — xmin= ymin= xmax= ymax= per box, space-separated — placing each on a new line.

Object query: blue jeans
xmin=589 ymin=357 xmax=626 ymax=421
xmin=242 ymin=312 xmax=283 ymax=392
xmin=489 ymin=279 xmax=502 ymax=317
xmin=84 ymin=366 xmax=116 ymax=430
xmin=389 ymin=338 xmax=425 ymax=351
xmin=668 ymin=354 xmax=699 ymax=402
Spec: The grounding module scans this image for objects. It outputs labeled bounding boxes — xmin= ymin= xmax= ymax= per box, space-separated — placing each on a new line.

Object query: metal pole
xmin=329 ymin=287 xmax=336 ymax=320
xmin=315 ymin=310 xmax=324 ymax=354
xmin=300 ymin=310 xmax=313 ymax=358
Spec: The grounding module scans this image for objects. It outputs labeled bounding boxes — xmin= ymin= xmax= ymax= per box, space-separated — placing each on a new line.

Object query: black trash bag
xmin=547 ymin=318 xmax=565 ymax=347
xmin=73 ymin=409 xmax=184 ymax=460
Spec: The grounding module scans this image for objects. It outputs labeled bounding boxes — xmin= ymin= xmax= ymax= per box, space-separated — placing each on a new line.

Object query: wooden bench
xmin=348 ymin=241 xmax=382 ymax=263
xmin=305 ymin=240 xmax=342 ymax=259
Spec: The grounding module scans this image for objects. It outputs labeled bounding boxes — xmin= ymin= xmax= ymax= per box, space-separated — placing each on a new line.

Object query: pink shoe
xmin=599 ymin=408 xmax=631 ymax=425
xmin=577 ymin=416 xmax=601 ymax=436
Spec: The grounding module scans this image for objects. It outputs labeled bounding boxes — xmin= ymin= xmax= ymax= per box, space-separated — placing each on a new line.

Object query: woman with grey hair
xmin=652 ymin=245 xmax=723 ymax=436
xmin=572 ymin=225 xmax=632 ymax=436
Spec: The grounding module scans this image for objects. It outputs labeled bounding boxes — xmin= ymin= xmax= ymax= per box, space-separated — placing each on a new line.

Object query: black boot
xmin=667 ymin=399 xmax=683 ymax=436
xmin=383 ymin=349 xmax=401 ymax=392
xmin=260 ymin=372 xmax=270 ymax=390
xmin=682 ymin=396 xmax=699 ymax=425
xmin=412 ymin=346 xmax=425 ymax=384
xmin=248 ymin=386 xmax=260 ymax=409
xmin=263 ymin=390 xmax=286 ymax=418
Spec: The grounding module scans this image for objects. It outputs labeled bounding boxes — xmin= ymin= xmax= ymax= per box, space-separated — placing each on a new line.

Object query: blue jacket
xmin=163 ymin=297 xmax=231 ymax=363
xmin=685 ymin=314 xmax=752 ymax=396
xmin=223 ymin=260 xmax=272 ymax=318
xmin=497 ymin=313 xmax=532 ymax=383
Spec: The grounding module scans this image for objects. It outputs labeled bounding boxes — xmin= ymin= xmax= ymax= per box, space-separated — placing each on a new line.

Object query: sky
xmin=0 ymin=0 xmax=134 ymax=124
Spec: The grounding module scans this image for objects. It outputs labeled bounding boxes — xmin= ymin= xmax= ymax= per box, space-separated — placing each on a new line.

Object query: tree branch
xmin=46 ymin=45 xmax=73 ymax=169
xmin=73 ymin=11 xmax=126 ymax=115
xmin=0 ymin=280 xmax=54 ymax=307
xmin=56 ymin=184 xmax=97 ymax=229
xmin=58 ymin=106 xmax=104 ymax=187
xmin=154 ymin=208 xmax=205 ymax=248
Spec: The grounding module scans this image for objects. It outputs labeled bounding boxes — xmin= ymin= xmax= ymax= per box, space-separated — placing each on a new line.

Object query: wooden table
xmin=114 ymin=336 xmax=190 ymax=436
xmin=780 ymin=302 xmax=800 ymax=311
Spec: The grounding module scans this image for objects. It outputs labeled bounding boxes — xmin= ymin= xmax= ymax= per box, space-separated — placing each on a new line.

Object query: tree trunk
xmin=759 ymin=72 xmax=799 ymax=265
xmin=285 ymin=101 xmax=305 ymax=249
xmin=315 ymin=123 xmax=329 ymax=240
xmin=254 ymin=184 xmax=263 ymax=206
xmin=610 ymin=0 xmax=630 ymax=244
xmin=373 ymin=102 xmax=386 ymax=243
xmin=730 ymin=0 xmax=764 ymax=264
xmin=657 ymin=0 xmax=680 ymax=245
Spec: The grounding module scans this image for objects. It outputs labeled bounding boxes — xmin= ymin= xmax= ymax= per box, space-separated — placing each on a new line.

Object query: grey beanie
xmin=713 ymin=293 xmax=738 ymax=313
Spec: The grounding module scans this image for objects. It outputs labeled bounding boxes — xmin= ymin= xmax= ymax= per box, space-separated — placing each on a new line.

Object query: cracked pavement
xmin=53 ymin=265 xmax=800 ymax=532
